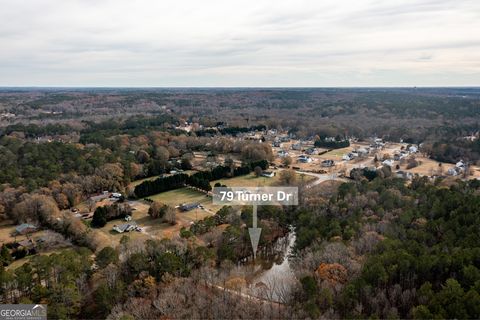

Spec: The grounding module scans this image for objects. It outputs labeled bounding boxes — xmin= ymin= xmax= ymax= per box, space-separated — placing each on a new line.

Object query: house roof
xmin=180 ymin=203 xmax=200 ymax=211
xmin=113 ymin=222 xmax=137 ymax=233
xmin=15 ymin=223 xmax=37 ymax=233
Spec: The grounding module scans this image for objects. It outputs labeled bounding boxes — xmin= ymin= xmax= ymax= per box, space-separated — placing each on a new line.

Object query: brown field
xmin=402 ymin=157 xmax=454 ymax=176
xmin=0 ymin=220 xmax=46 ymax=246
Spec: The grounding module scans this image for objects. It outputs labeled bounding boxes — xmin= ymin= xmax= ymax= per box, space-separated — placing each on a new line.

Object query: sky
xmin=0 ymin=0 xmax=479 ymax=87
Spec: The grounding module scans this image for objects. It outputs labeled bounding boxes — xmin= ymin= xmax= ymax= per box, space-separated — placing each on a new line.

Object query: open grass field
xmin=402 ymin=157 xmax=455 ymax=176
xmin=321 ymin=147 xmax=353 ymax=160
xmin=212 ymin=171 xmax=315 ymax=188
xmin=6 ymin=249 xmax=68 ymax=271
xmin=212 ymin=172 xmax=281 ymax=188
xmin=148 ymin=187 xmax=220 ymax=211
xmin=0 ymin=221 xmax=17 ymax=244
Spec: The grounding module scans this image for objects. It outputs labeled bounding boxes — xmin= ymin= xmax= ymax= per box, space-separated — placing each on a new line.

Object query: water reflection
xmin=243 ymin=229 xmax=297 ymax=303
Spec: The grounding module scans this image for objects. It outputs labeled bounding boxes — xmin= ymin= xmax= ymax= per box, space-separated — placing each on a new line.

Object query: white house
xmin=298 ymin=155 xmax=313 ymax=163
xmin=382 ymin=159 xmax=395 ymax=167
xmin=448 ymin=167 xmax=461 ymax=176
xmin=113 ymin=222 xmax=139 ymax=233
xmin=261 ymin=171 xmax=275 ymax=178
xmin=456 ymin=160 xmax=466 ymax=168
xmin=409 ymin=146 xmax=418 ymax=153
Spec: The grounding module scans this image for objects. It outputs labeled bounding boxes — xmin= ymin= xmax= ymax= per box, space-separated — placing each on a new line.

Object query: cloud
xmin=0 ymin=0 xmax=479 ymax=86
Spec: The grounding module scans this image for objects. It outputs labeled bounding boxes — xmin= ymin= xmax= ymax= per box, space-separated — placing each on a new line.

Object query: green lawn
xmin=211 ymin=172 xmax=281 ymax=188
xmin=323 ymin=147 xmax=352 ymax=158
xmin=147 ymin=187 xmax=220 ymax=212
xmin=212 ymin=171 xmax=314 ymax=188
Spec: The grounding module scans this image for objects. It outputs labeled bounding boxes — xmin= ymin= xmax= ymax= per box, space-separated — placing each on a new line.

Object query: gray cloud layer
xmin=0 ymin=0 xmax=479 ymax=86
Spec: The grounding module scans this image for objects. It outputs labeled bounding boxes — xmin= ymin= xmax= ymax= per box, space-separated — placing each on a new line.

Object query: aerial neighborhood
xmin=1 ymin=88 xmax=480 ymax=319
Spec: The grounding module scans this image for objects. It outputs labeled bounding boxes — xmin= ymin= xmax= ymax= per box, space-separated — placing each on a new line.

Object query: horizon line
xmin=0 ymin=85 xmax=479 ymax=89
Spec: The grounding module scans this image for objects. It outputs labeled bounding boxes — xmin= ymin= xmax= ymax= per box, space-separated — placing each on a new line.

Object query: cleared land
xmin=148 ymin=188 xmax=219 ymax=212
xmin=97 ymin=170 xmax=316 ymax=245
xmin=212 ymin=171 xmax=297 ymax=188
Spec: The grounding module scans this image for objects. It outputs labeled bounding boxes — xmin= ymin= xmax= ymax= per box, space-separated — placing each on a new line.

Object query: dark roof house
xmin=179 ymin=203 xmax=200 ymax=212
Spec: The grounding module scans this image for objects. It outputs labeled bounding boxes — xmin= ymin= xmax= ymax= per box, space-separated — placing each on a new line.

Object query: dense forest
xmin=292 ymin=177 xmax=480 ymax=318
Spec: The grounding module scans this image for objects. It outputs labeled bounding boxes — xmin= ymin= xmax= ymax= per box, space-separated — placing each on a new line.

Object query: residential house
xmin=14 ymin=223 xmax=38 ymax=235
xmin=261 ymin=171 xmax=275 ymax=178
xmin=180 ymin=203 xmax=200 ymax=212
xmin=321 ymin=160 xmax=335 ymax=167
xmin=409 ymin=146 xmax=419 ymax=153
xmin=113 ymin=222 xmax=140 ymax=233
xmin=448 ymin=167 xmax=462 ymax=176
xmin=396 ymin=170 xmax=414 ymax=180
xmin=456 ymin=160 xmax=466 ymax=169
xmin=298 ymin=155 xmax=313 ymax=163
xmin=382 ymin=159 xmax=395 ymax=167
xmin=305 ymin=147 xmax=318 ymax=155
